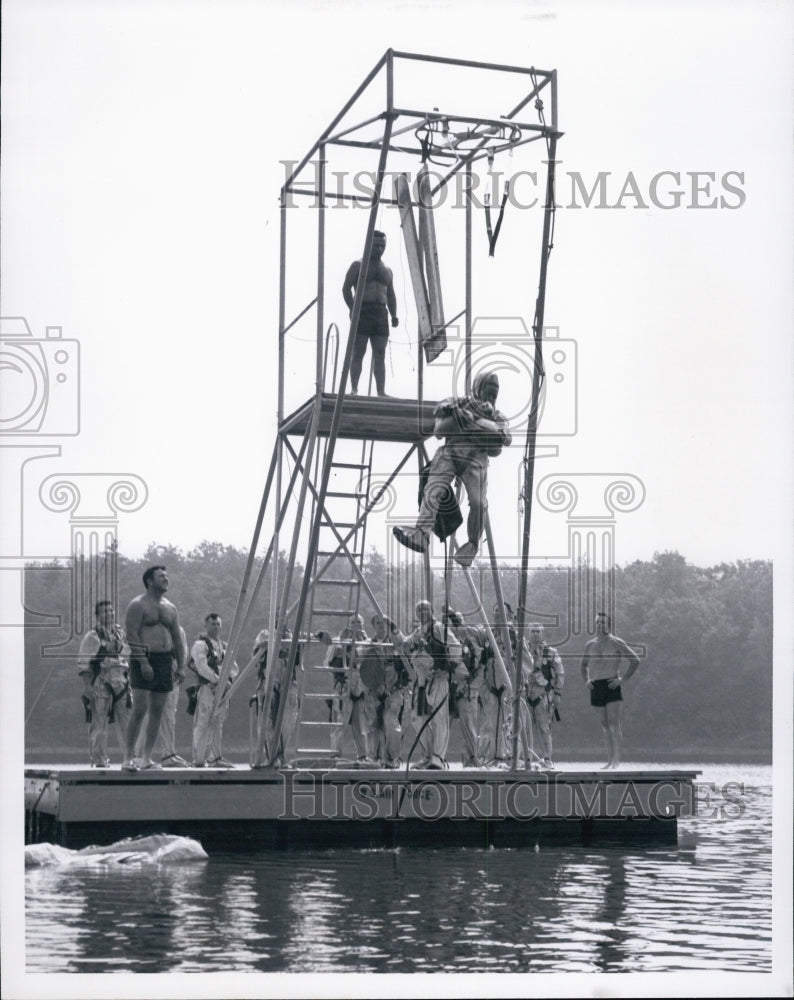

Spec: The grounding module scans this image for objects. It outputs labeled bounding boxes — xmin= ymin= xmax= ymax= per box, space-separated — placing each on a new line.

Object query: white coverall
xmin=190 ymin=635 xmax=238 ymax=765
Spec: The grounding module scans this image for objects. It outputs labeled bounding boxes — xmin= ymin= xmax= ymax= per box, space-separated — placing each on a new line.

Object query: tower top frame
xmin=283 ymin=49 xmax=558 ymax=204
xmin=277 ymin=49 xmax=560 ymax=427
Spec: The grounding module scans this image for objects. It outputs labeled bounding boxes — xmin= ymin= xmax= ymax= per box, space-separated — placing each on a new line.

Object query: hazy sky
xmin=2 ymin=0 xmax=792 ymax=576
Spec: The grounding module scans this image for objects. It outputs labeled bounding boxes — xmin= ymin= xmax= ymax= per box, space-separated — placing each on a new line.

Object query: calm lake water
xmin=24 ymin=763 xmax=772 ymax=974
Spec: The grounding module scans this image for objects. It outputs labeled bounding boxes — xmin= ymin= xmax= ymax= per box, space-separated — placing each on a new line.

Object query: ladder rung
xmin=331 ymin=462 xmax=369 ymax=469
xmin=311 ymin=608 xmax=358 ymax=616
xmin=299 ymin=721 xmax=340 ymax=728
xmin=315 ymin=579 xmax=357 ymax=587
xmin=325 ymin=491 xmax=366 ymax=499
xmin=318 ymin=550 xmax=362 ymax=559
xmin=322 ymin=521 xmax=358 ymax=529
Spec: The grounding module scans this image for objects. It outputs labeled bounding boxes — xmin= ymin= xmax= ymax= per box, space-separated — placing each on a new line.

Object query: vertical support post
xmin=260 ymin=189 xmax=290 ymax=762
xmin=224 ymin=443 xmax=279 ymax=662
xmin=278 ymin=192 xmax=287 ymax=423
xmin=465 ymin=160 xmax=473 ymax=395
xmin=483 ymin=510 xmax=515 ymax=680
xmin=511 ymin=134 xmax=558 ymax=771
xmin=386 ymin=48 xmax=394 ymax=114
xmin=316 ymin=144 xmax=326 ymax=391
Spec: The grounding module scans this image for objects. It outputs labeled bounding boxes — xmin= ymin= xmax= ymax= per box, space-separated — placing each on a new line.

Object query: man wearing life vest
xmin=404 ymin=600 xmax=461 ymax=769
xmin=189 ymin=613 xmax=238 ymax=768
xmin=393 ymin=372 xmax=512 ymax=567
xmin=479 ymin=630 xmax=513 ymax=769
xmin=336 ymin=614 xmax=371 ymax=761
xmin=77 ymin=601 xmax=132 ymax=767
xmin=524 ymin=623 xmax=564 ymax=770
xmin=253 ymin=624 xmax=301 ymax=767
xmin=363 ymin=613 xmax=414 ymax=767
xmin=316 ymin=627 xmax=367 ymax=761
xmin=444 ymin=606 xmax=487 ymax=768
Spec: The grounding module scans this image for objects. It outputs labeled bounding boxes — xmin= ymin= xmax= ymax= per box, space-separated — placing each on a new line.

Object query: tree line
xmin=24 ymin=544 xmax=772 ymax=762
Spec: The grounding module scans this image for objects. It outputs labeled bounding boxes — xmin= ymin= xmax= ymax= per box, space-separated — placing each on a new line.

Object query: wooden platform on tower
xmin=280 ymin=393 xmax=439 ymax=443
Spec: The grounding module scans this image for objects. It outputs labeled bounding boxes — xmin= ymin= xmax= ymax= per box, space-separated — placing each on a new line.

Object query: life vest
xmin=329 ymin=646 xmax=347 ymax=687
xmin=539 ymin=645 xmax=559 ymax=687
xmin=422 ymin=623 xmax=453 ymax=676
xmin=88 ymin=625 xmax=125 ymax=683
xmin=526 ymin=644 xmax=561 ymax=706
xmin=460 ymin=627 xmax=489 ymax=678
xmin=188 ymin=634 xmax=225 ymax=686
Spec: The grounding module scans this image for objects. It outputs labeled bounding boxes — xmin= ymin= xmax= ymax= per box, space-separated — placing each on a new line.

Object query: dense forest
xmin=24 ymin=544 xmax=773 ymax=763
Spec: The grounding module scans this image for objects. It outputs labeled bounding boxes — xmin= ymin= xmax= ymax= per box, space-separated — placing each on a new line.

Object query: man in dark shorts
xmin=123 ymin=564 xmax=186 ymax=771
xmin=580 ymin=612 xmax=640 ymax=769
xmin=342 ymin=230 xmax=399 ymax=396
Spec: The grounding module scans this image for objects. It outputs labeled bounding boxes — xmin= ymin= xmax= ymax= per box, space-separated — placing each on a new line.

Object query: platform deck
xmin=25 ymin=765 xmax=699 ymax=850
xmin=279 ymin=393 xmax=438 ymax=442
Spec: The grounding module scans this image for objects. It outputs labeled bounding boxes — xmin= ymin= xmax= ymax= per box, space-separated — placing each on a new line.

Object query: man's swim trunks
xmin=130 ymin=651 xmax=175 ymax=693
xmin=356 ymin=303 xmax=389 ymax=342
xmin=590 ymin=678 xmax=623 ymax=707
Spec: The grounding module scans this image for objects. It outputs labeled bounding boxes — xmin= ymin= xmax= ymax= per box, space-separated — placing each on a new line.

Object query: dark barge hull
xmin=25 ymin=765 xmax=699 ymax=850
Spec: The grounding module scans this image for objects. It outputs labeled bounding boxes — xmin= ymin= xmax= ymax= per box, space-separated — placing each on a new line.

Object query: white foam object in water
xmin=25 ymin=834 xmax=208 ymax=867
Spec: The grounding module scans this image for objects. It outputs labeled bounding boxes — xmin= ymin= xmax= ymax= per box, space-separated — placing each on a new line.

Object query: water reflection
xmin=25 ymin=765 xmax=773 ymax=974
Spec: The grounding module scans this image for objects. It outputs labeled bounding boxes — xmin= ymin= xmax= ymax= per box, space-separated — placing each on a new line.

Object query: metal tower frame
xmin=206 ymin=50 xmax=561 ymax=770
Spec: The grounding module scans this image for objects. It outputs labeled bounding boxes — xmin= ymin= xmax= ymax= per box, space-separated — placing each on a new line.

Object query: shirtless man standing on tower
xmin=342 ymin=230 xmax=399 ymax=396
xmin=123 ymin=564 xmax=186 ymax=771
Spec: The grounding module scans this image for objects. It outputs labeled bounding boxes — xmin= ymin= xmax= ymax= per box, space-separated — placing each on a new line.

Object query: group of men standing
xmin=76 ymin=565 xmax=237 ymax=770
xmin=313 ymin=601 xmax=575 ymax=771
xmin=76 ymin=567 xmax=640 ymax=772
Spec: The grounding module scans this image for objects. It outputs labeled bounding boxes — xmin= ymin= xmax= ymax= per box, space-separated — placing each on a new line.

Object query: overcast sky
xmin=2 ymin=0 xmax=792 ymax=576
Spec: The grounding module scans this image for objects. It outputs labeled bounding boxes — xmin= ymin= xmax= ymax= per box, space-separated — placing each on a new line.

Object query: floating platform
xmin=25 ymin=765 xmax=700 ymax=850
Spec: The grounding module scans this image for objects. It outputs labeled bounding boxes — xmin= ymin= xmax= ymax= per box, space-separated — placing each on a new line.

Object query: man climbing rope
xmin=392 ymin=371 xmax=512 ymax=567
